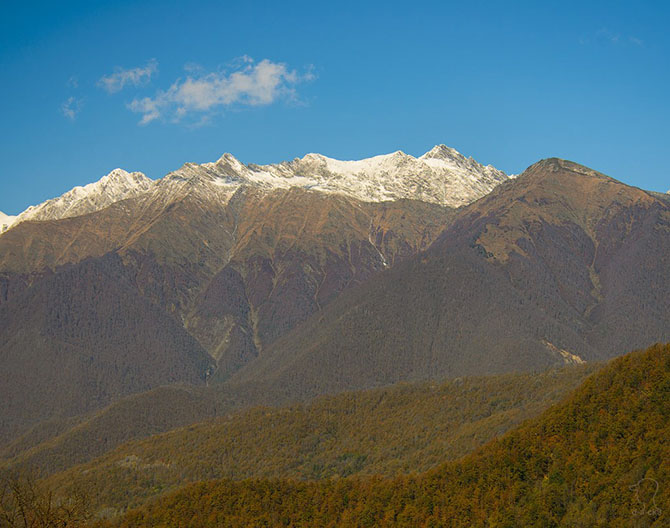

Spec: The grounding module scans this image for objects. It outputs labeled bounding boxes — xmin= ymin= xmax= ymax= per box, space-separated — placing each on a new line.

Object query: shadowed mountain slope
xmin=0 ymin=255 xmax=214 ymax=443
xmin=0 ymin=180 xmax=452 ymax=441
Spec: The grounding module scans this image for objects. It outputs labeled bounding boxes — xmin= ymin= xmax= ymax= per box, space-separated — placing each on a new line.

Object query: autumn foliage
xmin=97 ymin=343 xmax=669 ymax=527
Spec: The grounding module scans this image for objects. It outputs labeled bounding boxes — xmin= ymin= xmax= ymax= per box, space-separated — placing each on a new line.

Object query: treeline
xmin=99 ymin=343 xmax=669 ymax=527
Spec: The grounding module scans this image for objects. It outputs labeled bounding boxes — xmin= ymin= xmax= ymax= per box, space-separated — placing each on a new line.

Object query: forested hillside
xmin=22 ymin=364 xmax=596 ymax=515
xmin=105 ymin=343 xmax=669 ymax=527
xmin=0 ymin=185 xmax=452 ymax=441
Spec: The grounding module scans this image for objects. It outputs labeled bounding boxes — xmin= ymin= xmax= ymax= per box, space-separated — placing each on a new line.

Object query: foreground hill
xmin=31 ymin=364 xmax=597 ymax=513
xmin=110 ymin=343 xmax=670 ymax=527
xmin=225 ymin=158 xmax=670 ymax=404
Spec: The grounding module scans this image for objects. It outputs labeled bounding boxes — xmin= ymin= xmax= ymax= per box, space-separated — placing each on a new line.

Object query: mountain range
xmin=1 ymin=145 xmax=669 ymax=479
xmin=1 ymin=144 xmax=669 ymax=524
xmin=1 ymin=145 xmax=506 ymax=231
xmin=0 ymin=146 xmax=504 ymax=441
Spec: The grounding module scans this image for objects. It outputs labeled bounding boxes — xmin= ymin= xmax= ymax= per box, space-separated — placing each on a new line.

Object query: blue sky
xmin=1 ymin=0 xmax=669 ymax=214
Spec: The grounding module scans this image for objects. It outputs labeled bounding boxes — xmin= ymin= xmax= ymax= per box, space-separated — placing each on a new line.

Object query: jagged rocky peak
xmin=421 ymin=144 xmax=463 ymax=160
xmin=101 ymin=168 xmax=152 ymax=186
xmin=177 ymin=145 xmax=510 ymax=207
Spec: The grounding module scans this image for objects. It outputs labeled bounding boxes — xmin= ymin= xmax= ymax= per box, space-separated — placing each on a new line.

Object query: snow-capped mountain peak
xmin=420 ymin=144 xmax=462 ymax=160
xmin=0 ymin=211 xmax=17 ymax=233
xmin=175 ymin=145 xmax=508 ymax=207
xmin=13 ymin=168 xmax=153 ymax=225
xmin=3 ymin=145 xmax=510 ymax=234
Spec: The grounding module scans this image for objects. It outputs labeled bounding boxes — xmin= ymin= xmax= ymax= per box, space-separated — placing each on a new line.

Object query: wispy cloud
xmin=128 ymin=58 xmax=314 ymax=125
xmin=61 ymin=97 xmax=83 ymax=120
xmin=580 ymin=28 xmax=644 ymax=47
xmin=597 ymin=28 xmax=621 ymax=44
xmin=98 ymin=59 xmax=158 ymax=93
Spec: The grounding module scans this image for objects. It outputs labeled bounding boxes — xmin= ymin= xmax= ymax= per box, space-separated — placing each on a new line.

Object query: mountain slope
xmin=0 ymin=385 xmax=224 ymax=475
xmin=0 ymin=254 xmax=213 ymax=442
xmin=111 ymin=343 xmax=670 ymax=528
xmin=224 ymin=158 xmax=670 ymax=403
xmin=0 ymin=187 xmax=452 ymax=382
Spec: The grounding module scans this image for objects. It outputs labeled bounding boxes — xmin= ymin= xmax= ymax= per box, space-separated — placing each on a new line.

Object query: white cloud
xmin=98 ymin=59 xmax=158 ymax=93
xmin=128 ymin=58 xmax=314 ymax=125
xmin=61 ymin=97 xmax=83 ymax=120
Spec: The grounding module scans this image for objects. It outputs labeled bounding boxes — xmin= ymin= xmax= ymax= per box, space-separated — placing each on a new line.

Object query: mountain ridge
xmin=1 ymin=145 xmax=507 ymax=234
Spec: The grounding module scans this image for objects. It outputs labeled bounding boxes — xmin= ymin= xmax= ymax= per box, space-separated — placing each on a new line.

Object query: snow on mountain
xmin=164 ymin=144 xmax=509 ymax=208
xmin=0 ymin=211 xmax=17 ymax=233
xmin=3 ymin=145 xmax=508 ymax=233
xmin=14 ymin=169 xmax=154 ymax=225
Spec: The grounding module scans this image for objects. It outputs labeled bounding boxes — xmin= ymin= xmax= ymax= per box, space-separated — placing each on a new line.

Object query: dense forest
xmin=93 ymin=343 xmax=668 ymax=527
